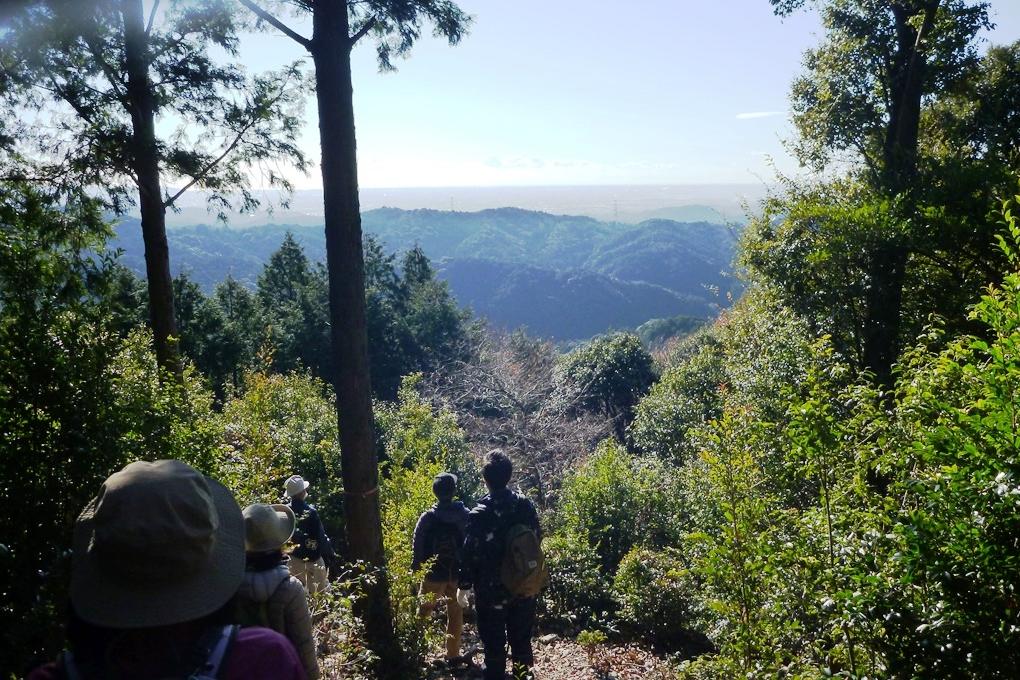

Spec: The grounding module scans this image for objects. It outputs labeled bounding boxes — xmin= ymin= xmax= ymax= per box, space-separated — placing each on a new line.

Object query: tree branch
xmin=163 ymin=123 xmax=251 ymax=207
xmin=81 ymin=33 xmax=127 ymax=100
xmin=162 ymin=81 xmax=290 ymax=207
xmin=145 ymin=0 xmax=160 ymax=37
xmin=349 ymin=16 xmax=377 ymax=47
xmin=236 ymin=0 xmax=312 ymax=51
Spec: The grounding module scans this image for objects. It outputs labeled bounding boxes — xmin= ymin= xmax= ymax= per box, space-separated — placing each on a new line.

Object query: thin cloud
xmin=735 ymin=111 xmax=785 ymax=120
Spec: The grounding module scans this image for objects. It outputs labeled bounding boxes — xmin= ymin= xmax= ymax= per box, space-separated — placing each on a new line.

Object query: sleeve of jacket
xmin=281 ymin=578 xmax=319 ymax=680
xmin=312 ymin=508 xmax=334 ymax=561
xmin=411 ymin=511 xmax=430 ymax=573
xmin=459 ymin=511 xmax=481 ymax=590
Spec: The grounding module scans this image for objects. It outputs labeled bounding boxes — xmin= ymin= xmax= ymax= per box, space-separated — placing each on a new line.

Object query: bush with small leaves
xmin=612 ymin=546 xmax=708 ymax=650
xmin=557 ymin=440 xmax=682 ymax=574
xmin=539 ymin=533 xmax=614 ymax=633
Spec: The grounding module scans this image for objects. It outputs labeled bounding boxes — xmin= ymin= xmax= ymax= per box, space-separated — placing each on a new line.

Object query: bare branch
xmin=236 ymin=0 xmax=312 ymax=51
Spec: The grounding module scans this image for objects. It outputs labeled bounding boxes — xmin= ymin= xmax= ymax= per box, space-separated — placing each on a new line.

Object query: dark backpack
xmin=429 ymin=515 xmax=462 ymax=577
xmin=236 ymin=596 xmax=272 ymax=629
xmin=59 ymin=624 xmax=238 ymax=680
xmin=499 ymin=501 xmax=547 ymax=598
xmin=236 ymin=575 xmax=285 ymax=629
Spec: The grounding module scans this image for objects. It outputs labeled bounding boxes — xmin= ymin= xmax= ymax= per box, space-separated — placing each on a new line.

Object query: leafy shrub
xmin=555 ymin=332 xmax=656 ymax=439
xmin=630 ymin=341 xmax=725 ymax=465
xmin=577 ymin=628 xmax=611 ymax=674
xmin=310 ymin=569 xmax=377 ymax=678
xmin=219 ymin=371 xmax=344 ymax=529
xmin=110 ymin=329 xmax=225 ymax=475
xmin=612 ymin=546 xmax=707 ymax=650
xmin=557 ymin=440 xmax=681 ymax=573
xmin=539 ymin=533 xmax=614 ymax=632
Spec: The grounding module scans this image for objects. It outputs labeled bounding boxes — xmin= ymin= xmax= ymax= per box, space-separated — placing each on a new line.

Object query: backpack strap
xmin=189 ymin=624 xmax=239 ymax=680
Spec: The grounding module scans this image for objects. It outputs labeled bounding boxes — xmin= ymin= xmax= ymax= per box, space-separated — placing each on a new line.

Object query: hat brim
xmin=247 ymin=504 xmax=296 ymax=553
xmin=70 ymin=476 xmax=245 ymax=629
xmin=285 ymin=479 xmax=311 ymax=498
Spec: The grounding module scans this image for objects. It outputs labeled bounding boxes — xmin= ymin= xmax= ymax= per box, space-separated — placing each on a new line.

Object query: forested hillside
xmin=3 ymin=1 xmax=1020 ymax=679
xmin=108 ymin=208 xmax=734 ymax=340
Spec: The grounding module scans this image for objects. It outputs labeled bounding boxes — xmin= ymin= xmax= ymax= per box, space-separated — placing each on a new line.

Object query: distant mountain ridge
xmin=109 ymin=206 xmax=739 ymax=341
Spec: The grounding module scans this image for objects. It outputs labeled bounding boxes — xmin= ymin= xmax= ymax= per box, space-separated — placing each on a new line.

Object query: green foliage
xmin=311 ymin=575 xmax=377 ymax=678
xmin=557 ymin=440 xmax=680 ymax=574
xmin=0 ymin=184 xmax=222 ymax=674
xmin=635 ymin=314 xmax=706 ymax=349
xmin=108 ymin=329 xmax=225 ymax=475
xmin=669 ymin=194 xmax=1020 ymax=677
xmin=365 ymin=239 xmax=471 ymax=400
xmin=872 ymin=192 xmax=1020 ymax=676
xmin=632 ymin=288 xmax=813 ymax=466
xmin=612 ymin=546 xmax=706 ymax=650
xmin=376 ymin=375 xmax=477 ymax=671
xmin=630 ymin=339 xmax=725 ymax=465
xmin=257 ymin=233 xmax=334 ymax=385
xmin=219 ymin=371 xmax=343 ymax=519
xmin=774 ymin=0 xmax=991 ymax=175
xmin=0 ymin=0 xmax=308 ymax=214
xmin=556 ymin=333 xmax=656 ymax=439
xmin=538 ymin=533 xmax=614 ymax=633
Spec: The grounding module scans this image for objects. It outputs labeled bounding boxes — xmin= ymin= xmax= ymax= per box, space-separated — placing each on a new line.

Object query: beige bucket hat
xmin=243 ymin=503 xmax=296 ymax=553
xmin=284 ymin=475 xmax=310 ymax=498
xmin=70 ymin=460 xmax=245 ymax=629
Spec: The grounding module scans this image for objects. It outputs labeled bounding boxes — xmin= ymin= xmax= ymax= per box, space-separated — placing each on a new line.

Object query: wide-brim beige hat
xmin=243 ymin=503 xmax=296 ymax=553
xmin=70 ymin=460 xmax=245 ymax=629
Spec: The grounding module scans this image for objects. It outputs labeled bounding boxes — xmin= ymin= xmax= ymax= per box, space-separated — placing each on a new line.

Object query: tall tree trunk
xmin=311 ymin=2 xmax=397 ymax=669
xmin=121 ymin=0 xmax=180 ymax=377
xmin=863 ymin=1 xmax=938 ymax=388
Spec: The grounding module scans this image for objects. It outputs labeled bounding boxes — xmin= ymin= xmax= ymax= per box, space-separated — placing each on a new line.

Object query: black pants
xmin=476 ymin=596 xmax=536 ymax=680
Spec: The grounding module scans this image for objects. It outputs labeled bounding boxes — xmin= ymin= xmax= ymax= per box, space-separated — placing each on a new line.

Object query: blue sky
xmin=236 ymin=0 xmax=1020 ymax=189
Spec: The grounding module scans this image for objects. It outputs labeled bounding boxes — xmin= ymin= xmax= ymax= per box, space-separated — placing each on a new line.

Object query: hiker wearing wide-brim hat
xmin=71 ymin=459 xmax=245 ymax=629
xmin=284 ymin=475 xmax=334 ymax=595
xmin=238 ymin=503 xmax=319 ymax=680
xmin=28 ymin=460 xmax=306 ymax=680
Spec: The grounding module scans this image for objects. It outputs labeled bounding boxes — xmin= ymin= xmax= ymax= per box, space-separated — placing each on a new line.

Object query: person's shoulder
xmin=515 ymin=492 xmax=537 ymax=511
xmin=276 ymin=575 xmax=310 ymax=603
xmin=468 ymin=495 xmax=492 ymax=516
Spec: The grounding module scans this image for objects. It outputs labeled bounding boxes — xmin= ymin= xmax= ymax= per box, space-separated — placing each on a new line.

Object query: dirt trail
xmin=425 ymin=629 xmax=675 ymax=680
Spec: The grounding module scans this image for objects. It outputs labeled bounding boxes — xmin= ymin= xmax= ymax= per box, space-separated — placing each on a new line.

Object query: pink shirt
xmin=29 ymin=626 xmax=307 ymax=680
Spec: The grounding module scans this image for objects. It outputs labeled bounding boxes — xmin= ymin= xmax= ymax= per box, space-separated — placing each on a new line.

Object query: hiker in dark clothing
xmin=284 ymin=475 xmax=335 ymax=594
xmin=458 ymin=451 xmax=542 ymax=680
xmin=412 ymin=472 xmax=471 ymax=660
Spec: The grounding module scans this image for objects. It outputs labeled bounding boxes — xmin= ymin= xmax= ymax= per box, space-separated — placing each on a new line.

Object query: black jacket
xmin=459 ymin=488 xmax=541 ymax=601
xmin=412 ymin=500 xmax=469 ymax=580
xmin=288 ymin=497 xmax=334 ymax=561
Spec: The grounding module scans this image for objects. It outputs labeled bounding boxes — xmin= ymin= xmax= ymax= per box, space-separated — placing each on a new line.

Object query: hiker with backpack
xmin=28 ymin=460 xmax=306 ymax=680
xmin=237 ymin=503 xmax=319 ymax=680
xmin=458 ymin=451 xmax=546 ymax=680
xmin=284 ymin=474 xmax=335 ymax=594
xmin=412 ymin=472 xmax=471 ymax=661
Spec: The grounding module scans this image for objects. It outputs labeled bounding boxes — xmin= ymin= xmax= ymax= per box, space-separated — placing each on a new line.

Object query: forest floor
xmin=424 ymin=626 xmax=676 ymax=680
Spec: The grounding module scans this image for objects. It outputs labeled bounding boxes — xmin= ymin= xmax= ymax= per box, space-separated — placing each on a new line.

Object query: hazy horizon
xmin=165 ymin=182 xmax=769 ymax=227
